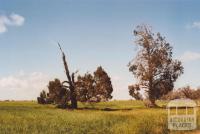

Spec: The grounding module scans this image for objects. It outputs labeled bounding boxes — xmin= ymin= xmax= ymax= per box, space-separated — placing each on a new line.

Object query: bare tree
xmin=58 ymin=43 xmax=78 ymax=109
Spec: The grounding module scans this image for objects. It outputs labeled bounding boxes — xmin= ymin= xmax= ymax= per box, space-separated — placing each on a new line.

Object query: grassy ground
xmin=0 ymin=100 xmax=199 ymax=134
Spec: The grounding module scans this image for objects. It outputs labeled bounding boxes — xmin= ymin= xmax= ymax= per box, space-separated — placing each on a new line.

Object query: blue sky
xmin=0 ymin=0 xmax=200 ymax=100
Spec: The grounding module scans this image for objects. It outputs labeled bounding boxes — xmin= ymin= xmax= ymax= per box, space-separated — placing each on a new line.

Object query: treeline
xmin=129 ymin=86 xmax=200 ymax=101
xmin=161 ymin=86 xmax=200 ymax=100
xmin=37 ymin=66 xmax=113 ymax=108
xmin=38 ymin=24 xmax=188 ymax=109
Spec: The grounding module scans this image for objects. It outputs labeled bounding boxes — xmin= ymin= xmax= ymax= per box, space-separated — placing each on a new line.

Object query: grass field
xmin=0 ymin=100 xmax=200 ymax=134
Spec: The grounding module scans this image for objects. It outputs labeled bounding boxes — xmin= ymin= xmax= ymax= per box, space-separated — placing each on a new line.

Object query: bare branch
xmin=57 ymin=43 xmax=72 ymax=85
xmin=62 ymin=81 xmax=70 ymax=85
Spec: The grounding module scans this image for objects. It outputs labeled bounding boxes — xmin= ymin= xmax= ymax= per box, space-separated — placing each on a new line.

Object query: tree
xmin=37 ymin=78 xmax=70 ymax=108
xmin=161 ymin=86 xmax=200 ymax=100
xmin=128 ymin=24 xmax=184 ymax=107
xmin=76 ymin=66 xmax=113 ymax=102
xmin=38 ymin=44 xmax=113 ymax=108
xmin=47 ymin=78 xmax=70 ymax=108
xmin=178 ymin=86 xmax=200 ymax=100
xmin=37 ymin=90 xmax=47 ymax=104
xmin=76 ymin=73 xmax=96 ymax=102
xmin=58 ymin=43 xmax=78 ymax=109
xmin=93 ymin=66 xmax=113 ymax=101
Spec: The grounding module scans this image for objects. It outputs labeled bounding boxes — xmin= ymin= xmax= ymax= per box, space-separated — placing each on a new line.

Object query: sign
xmin=167 ymin=99 xmax=197 ymax=130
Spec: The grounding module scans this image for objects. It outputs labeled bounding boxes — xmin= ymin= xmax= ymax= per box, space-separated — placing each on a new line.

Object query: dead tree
xmin=58 ymin=43 xmax=77 ymax=109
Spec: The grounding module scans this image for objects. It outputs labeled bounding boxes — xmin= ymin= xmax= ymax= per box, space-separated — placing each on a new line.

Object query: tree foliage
xmin=37 ymin=79 xmax=70 ymax=108
xmin=93 ymin=66 xmax=113 ymax=101
xmin=76 ymin=66 xmax=113 ymax=102
xmin=128 ymin=84 xmax=143 ymax=100
xmin=128 ymin=24 xmax=184 ymax=107
xmin=48 ymin=79 xmax=70 ymax=108
xmin=37 ymin=90 xmax=47 ymax=104
xmin=38 ymin=66 xmax=113 ymax=108
xmin=161 ymin=86 xmax=200 ymax=100
xmin=76 ymin=73 xmax=96 ymax=102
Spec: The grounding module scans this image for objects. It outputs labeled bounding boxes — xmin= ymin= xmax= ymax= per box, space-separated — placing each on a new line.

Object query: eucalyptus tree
xmin=128 ymin=25 xmax=184 ymax=107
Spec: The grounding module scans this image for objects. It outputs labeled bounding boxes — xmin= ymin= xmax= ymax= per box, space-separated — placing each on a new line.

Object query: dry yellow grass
xmin=0 ymin=101 xmax=199 ymax=134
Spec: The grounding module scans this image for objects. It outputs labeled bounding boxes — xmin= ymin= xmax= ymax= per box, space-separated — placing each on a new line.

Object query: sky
xmin=0 ymin=0 xmax=200 ymax=100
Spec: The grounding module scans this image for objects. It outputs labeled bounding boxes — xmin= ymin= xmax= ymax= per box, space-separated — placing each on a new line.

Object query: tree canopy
xmin=128 ymin=25 xmax=184 ymax=107
xmin=37 ymin=67 xmax=113 ymax=108
xmin=76 ymin=66 xmax=113 ymax=103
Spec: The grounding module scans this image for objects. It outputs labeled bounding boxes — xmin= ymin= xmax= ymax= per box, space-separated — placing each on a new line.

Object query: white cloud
xmin=0 ymin=71 xmax=50 ymax=100
xmin=191 ymin=22 xmax=200 ymax=29
xmin=9 ymin=13 xmax=25 ymax=26
xmin=0 ymin=13 xmax=25 ymax=33
xmin=179 ymin=51 xmax=200 ymax=62
xmin=186 ymin=21 xmax=200 ymax=29
xmin=0 ymin=16 xmax=8 ymax=33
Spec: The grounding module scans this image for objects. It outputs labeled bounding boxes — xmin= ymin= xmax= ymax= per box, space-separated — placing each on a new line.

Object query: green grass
xmin=0 ymin=100 xmax=199 ymax=134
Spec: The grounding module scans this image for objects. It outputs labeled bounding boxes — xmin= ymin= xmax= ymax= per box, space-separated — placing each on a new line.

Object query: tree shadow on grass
xmin=77 ymin=107 xmax=133 ymax=111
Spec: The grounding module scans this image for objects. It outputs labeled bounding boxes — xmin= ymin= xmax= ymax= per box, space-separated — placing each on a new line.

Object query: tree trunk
xmin=146 ymin=46 xmax=157 ymax=108
xmin=149 ymin=98 xmax=157 ymax=107
xmin=148 ymin=90 xmax=158 ymax=107
xmin=148 ymin=79 xmax=158 ymax=107
xmin=70 ymin=87 xmax=77 ymax=109
xmin=71 ymin=94 xmax=77 ymax=109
